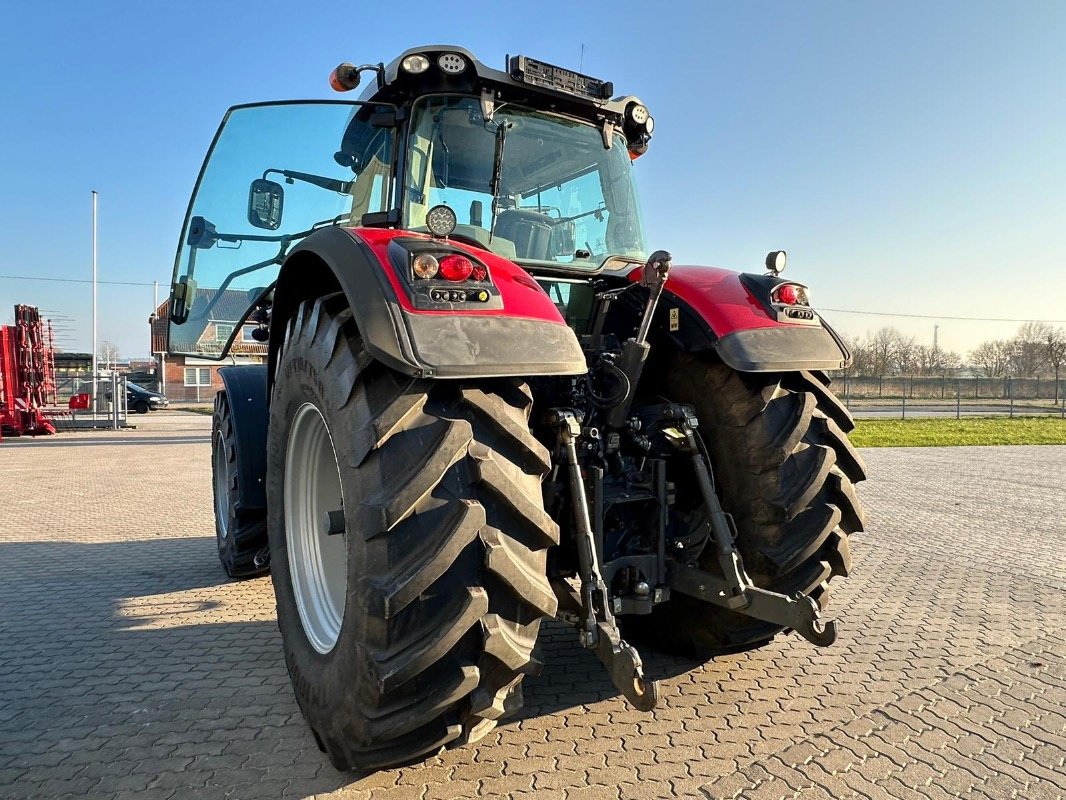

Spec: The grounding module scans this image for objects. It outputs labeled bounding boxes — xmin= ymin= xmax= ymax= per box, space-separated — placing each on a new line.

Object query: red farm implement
xmin=0 ymin=304 xmax=58 ymax=438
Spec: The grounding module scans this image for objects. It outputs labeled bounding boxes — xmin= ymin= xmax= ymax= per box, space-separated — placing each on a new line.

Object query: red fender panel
xmin=284 ymin=226 xmax=586 ymax=379
xmin=629 ymin=264 xmax=851 ymax=373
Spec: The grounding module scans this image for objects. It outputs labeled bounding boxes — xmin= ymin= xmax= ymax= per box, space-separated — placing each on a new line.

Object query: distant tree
xmin=97 ymin=340 xmax=120 ymax=369
xmin=868 ymin=327 xmax=901 ymax=375
xmin=939 ymin=349 xmax=963 ymax=373
xmin=969 ymin=339 xmax=1012 ymax=377
xmin=1046 ymin=326 xmax=1066 ymax=401
xmin=893 ymin=335 xmax=919 ymax=375
xmin=840 ymin=333 xmax=874 ymax=376
xmin=1009 ymin=322 xmax=1051 ymax=378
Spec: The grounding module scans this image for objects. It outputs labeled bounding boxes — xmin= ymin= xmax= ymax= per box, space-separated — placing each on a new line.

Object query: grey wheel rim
xmin=284 ymin=402 xmax=347 ymax=654
xmin=213 ymin=430 xmax=230 ymax=541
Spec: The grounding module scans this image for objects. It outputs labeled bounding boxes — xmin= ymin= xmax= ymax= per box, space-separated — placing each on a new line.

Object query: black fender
xmin=217 ymin=365 xmax=268 ymax=512
xmin=270 ymin=226 xmax=587 ymax=383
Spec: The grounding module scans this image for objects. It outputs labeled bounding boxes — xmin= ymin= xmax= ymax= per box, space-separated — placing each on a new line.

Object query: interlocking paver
xmin=1 ymin=415 xmax=1065 ymax=799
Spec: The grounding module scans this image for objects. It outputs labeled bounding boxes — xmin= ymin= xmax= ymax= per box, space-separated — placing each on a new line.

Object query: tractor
xmin=168 ymin=46 xmax=866 ymax=772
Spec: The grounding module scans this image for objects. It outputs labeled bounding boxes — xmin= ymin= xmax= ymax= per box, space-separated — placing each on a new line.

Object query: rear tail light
xmin=772 ymin=283 xmax=810 ymax=306
xmin=438 ymin=254 xmax=474 ymax=282
xmin=409 ymin=249 xmax=490 ymax=284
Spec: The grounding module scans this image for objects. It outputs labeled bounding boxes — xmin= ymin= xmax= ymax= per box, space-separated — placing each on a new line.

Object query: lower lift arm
xmin=663 ymin=405 xmax=836 ymax=648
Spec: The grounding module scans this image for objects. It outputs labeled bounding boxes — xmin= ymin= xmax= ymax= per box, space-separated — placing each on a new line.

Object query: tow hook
xmin=550 ymin=408 xmax=660 ymax=711
xmin=663 ymin=404 xmax=837 ymax=648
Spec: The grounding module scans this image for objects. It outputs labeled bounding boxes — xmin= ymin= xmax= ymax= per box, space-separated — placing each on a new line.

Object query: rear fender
xmin=271 ymin=227 xmax=586 ymax=381
xmin=217 ymin=365 xmax=268 ymax=512
xmin=633 ymin=265 xmax=851 ymax=372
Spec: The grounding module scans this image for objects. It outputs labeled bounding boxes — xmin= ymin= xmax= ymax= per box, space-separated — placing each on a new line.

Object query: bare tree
xmin=893 ymin=335 xmax=919 ymax=376
xmin=1047 ymin=326 xmax=1066 ymax=402
xmin=840 ymin=332 xmax=874 ymax=376
xmin=868 ymin=327 xmax=900 ymax=376
xmin=97 ymin=340 xmax=121 ymax=370
xmin=969 ymin=339 xmax=1011 ymax=377
xmin=1010 ymin=322 xmax=1051 ymax=378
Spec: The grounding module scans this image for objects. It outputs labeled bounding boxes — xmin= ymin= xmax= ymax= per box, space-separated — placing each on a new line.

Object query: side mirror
xmin=248 ymin=178 xmax=284 ymax=230
xmin=170 ymin=275 xmax=197 ymax=325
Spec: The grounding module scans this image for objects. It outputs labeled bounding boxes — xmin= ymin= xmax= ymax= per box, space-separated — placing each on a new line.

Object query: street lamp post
xmin=91 ymin=190 xmax=98 ymax=413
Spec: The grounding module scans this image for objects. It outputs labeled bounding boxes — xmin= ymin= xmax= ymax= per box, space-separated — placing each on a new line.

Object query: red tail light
xmin=776 ymin=284 xmax=798 ymax=305
xmin=439 ymin=254 xmax=474 ymax=282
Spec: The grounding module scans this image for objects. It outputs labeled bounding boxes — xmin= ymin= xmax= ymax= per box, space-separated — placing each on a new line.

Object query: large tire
xmin=212 ymin=392 xmax=269 ymax=578
xmin=267 ymin=294 xmax=558 ymax=772
xmin=631 ymin=351 xmax=866 ymax=658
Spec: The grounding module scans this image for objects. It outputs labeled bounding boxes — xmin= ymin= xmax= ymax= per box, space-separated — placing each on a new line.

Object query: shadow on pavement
xmin=0 ymin=535 xmax=710 ymax=798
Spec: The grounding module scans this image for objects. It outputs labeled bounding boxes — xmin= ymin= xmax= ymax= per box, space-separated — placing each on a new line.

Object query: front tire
xmin=631 ymin=352 xmax=866 ymax=657
xmin=267 ymin=294 xmax=559 ymax=771
xmin=212 ymin=392 xmax=269 ymax=578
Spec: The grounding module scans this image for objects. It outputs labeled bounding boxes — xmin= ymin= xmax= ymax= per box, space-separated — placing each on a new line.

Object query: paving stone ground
xmin=0 ymin=411 xmax=1063 ymax=800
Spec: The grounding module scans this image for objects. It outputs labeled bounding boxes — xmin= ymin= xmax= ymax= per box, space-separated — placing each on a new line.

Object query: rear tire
xmin=630 ymin=352 xmax=866 ymax=658
xmin=267 ymin=293 xmax=558 ymax=772
xmin=212 ymin=392 xmax=269 ymax=578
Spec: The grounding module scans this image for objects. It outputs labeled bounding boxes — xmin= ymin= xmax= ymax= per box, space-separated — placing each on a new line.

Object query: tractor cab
xmin=168 ymin=46 xmax=654 ymax=359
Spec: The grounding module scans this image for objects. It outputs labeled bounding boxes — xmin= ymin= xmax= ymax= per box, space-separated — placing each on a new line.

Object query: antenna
xmin=580 ymin=43 xmax=585 ymax=73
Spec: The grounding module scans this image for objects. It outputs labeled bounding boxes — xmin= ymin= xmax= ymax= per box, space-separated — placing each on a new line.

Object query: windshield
xmin=404 ymin=95 xmax=645 ymax=269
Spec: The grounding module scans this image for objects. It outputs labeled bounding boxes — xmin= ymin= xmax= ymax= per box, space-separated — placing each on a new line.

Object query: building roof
xmin=151 ymin=289 xmax=268 ymax=356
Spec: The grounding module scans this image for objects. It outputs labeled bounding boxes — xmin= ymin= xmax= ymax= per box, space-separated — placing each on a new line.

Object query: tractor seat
xmin=493 ymin=210 xmax=554 ymax=260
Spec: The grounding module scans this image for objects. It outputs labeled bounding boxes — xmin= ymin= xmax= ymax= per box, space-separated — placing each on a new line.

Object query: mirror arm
xmin=183 ymin=242 xmax=289 ymax=325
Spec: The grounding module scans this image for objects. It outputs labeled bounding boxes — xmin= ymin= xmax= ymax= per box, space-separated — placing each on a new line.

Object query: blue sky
xmin=1 ymin=0 xmax=1064 ymax=358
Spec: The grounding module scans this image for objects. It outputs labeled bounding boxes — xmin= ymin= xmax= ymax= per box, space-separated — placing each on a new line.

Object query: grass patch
xmin=852 ymin=416 xmax=1066 ymax=447
xmin=177 ymin=405 xmax=213 ymax=415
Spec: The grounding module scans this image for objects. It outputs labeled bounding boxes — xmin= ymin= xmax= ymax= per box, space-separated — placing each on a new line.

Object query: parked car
xmin=111 ymin=382 xmax=168 ymax=413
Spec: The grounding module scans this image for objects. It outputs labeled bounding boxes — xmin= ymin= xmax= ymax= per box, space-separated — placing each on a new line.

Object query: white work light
xmin=401 ymin=54 xmax=431 ymax=74
xmin=438 ymin=53 xmax=467 ymax=74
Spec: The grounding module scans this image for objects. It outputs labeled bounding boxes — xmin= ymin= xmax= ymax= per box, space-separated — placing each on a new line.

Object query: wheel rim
xmin=213 ymin=430 xmax=230 ymax=540
xmin=284 ymin=402 xmax=347 ymax=654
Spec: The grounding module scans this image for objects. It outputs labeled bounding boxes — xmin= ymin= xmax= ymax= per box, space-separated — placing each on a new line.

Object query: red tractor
xmin=168 ymin=46 xmax=865 ymax=771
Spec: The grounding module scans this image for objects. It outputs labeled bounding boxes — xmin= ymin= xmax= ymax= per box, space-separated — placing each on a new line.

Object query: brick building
xmin=150 ymin=292 xmax=267 ymax=402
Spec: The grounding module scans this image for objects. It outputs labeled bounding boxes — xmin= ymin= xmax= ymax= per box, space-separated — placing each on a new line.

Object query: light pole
xmin=91 ymin=190 xmax=98 ymax=412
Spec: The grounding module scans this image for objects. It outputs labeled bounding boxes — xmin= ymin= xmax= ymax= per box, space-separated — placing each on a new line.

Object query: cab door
xmin=168 ymin=101 xmax=395 ymax=358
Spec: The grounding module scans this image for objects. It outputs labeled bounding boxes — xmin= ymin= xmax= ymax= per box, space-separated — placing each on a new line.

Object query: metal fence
xmin=48 ymin=373 xmax=130 ymax=429
xmin=835 ymin=375 xmax=1066 ymax=403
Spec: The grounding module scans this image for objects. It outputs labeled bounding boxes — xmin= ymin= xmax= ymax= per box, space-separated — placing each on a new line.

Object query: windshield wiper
xmin=264 ymin=168 xmax=352 ymax=194
xmin=488 ymin=120 xmax=513 ymax=241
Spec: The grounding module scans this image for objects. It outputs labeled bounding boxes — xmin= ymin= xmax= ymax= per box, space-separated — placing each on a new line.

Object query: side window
xmin=168 ymin=102 xmax=394 ymax=358
xmin=183 ymin=367 xmax=214 ymax=386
